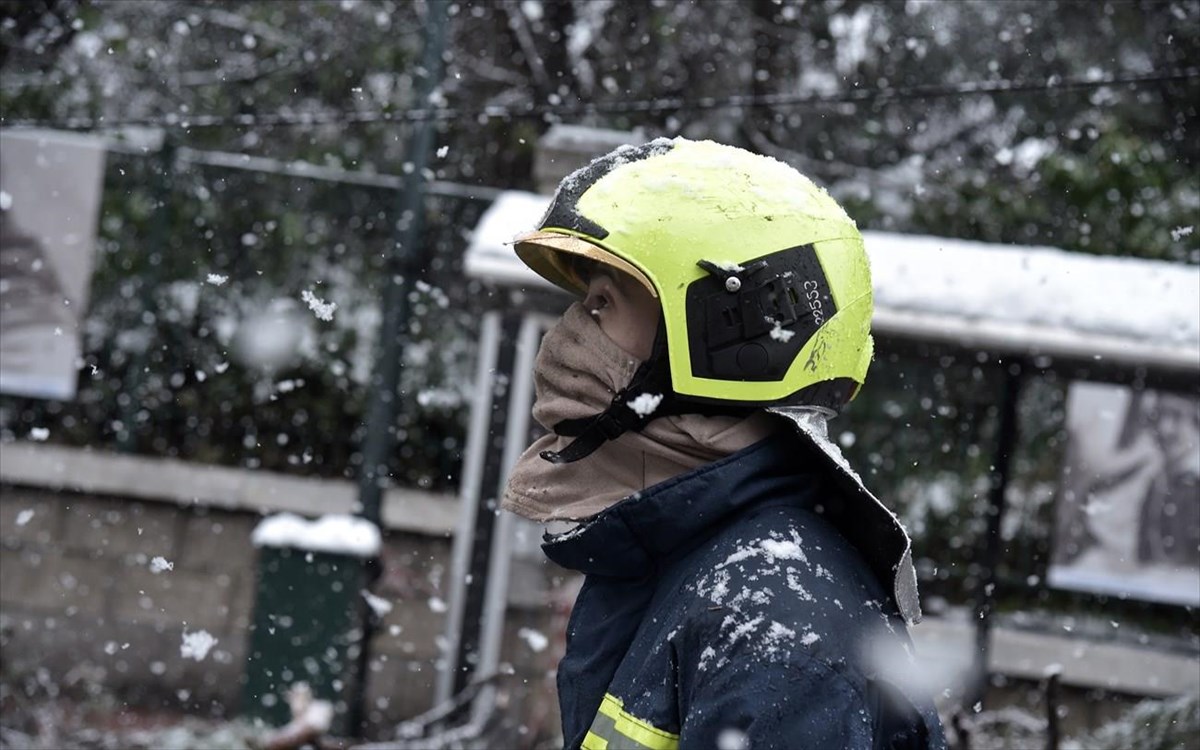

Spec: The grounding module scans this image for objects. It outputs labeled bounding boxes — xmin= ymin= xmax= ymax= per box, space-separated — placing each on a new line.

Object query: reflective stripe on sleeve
xmin=582 ymin=693 xmax=679 ymax=750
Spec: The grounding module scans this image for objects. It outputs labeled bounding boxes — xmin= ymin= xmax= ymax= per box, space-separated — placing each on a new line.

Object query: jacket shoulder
xmin=675 ymin=501 xmax=899 ymax=649
xmin=667 ymin=504 xmax=945 ymax=748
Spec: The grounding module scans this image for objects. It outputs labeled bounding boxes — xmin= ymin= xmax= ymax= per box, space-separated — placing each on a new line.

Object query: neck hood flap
xmin=542 ymin=409 xmax=923 ymax=625
xmin=768 ymin=407 xmax=922 ymax=624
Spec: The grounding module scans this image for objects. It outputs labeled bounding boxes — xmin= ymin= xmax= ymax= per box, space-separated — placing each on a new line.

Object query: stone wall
xmin=0 ymin=442 xmax=564 ymax=739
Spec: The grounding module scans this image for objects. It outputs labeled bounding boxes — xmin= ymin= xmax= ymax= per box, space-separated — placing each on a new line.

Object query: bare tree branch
xmin=180 ymin=3 xmax=298 ymax=48
xmin=502 ymin=1 xmax=553 ymax=99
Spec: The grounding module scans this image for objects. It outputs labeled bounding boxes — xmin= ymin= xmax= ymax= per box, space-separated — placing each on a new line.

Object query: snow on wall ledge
xmin=251 ymin=512 xmax=382 ymax=557
xmin=465 ymin=190 xmax=1200 ymax=370
xmin=860 ymin=230 xmax=1199 ymax=353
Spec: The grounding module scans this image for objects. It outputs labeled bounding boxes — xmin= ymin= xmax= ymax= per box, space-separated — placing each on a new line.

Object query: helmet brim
xmin=512 ymin=230 xmax=658 ymax=299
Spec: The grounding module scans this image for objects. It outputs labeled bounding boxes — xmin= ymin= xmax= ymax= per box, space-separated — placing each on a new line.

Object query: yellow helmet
xmin=516 ymin=138 xmax=873 ymax=416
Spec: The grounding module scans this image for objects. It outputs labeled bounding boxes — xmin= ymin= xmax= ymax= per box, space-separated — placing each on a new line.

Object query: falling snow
xmin=3 ymin=4 xmax=1197 ymax=745
xmin=179 ymin=630 xmax=218 ymax=661
xmin=300 ymin=289 xmax=337 ymax=321
xmin=518 ymin=627 xmax=549 ymax=652
xmin=717 ymin=728 xmax=750 ymax=750
xmin=362 ymin=590 xmax=394 ymax=617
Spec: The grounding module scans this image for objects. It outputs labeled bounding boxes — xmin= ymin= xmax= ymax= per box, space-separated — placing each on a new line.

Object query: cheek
xmin=597 ymin=315 xmax=638 ymax=359
xmin=599 ymin=303 xmax=658 ymax=361
xmin=628 ymin=317 xmax=658 ymax=361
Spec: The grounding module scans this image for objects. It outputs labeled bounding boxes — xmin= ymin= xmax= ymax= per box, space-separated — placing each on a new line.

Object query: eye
xmin=584 ymin=292 xmax=608 ymax=316
xmin=584 ymin=276 xmax=615 ymax=316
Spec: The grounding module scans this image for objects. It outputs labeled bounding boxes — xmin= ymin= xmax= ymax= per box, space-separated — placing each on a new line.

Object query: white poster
xmin=0 ymin=129 xmax=106 ymax=400
xmin=1048 ymin=381 xmax=1200 ymax=606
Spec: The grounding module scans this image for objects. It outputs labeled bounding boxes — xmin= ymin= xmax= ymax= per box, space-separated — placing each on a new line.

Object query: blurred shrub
xmin=1082 ymin=692 xmax=1200 ymax=750
xmin=0 ymin=150 xmax=487 ymax=492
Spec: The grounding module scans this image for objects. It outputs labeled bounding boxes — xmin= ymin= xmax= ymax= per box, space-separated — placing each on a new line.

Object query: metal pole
xmin=357 ymin=0 xmax=449 ymax=525
xmin=966 ymin=361 xmax=1024 ymax=710
xmin=1045 ymin=670 xmax=1061 ymax=750
xmin=437 ymin=311 xmax=504 ymax=705
xmin=450 ymin=311 xmax=521 ymax=699
xmin=470 ymin=312 xmax=543 ymax=725
xmin=119 ymin=137 xmax=174 ymax=453
xmin=350 ymin=0 xmax=448 ymax=735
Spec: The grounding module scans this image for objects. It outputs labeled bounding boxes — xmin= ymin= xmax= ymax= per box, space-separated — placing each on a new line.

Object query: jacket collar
xmin=541 ymin=409 xmax=923 ymax=625
xmin=768 ymin=407 xmax=921 ymax=624
xmin=542 ymin=433 xmax=820 ymax=579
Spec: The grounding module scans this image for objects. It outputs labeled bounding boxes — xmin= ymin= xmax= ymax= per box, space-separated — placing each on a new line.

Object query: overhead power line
xmin=95 ymin=138 xmax=505 ymax=200
xmin=6 ymin=67 xmax=1197 ymax=132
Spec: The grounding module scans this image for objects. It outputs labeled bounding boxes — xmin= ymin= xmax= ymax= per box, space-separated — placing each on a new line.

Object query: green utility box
xmin=243 ymin=544 xmax=369 ymax=735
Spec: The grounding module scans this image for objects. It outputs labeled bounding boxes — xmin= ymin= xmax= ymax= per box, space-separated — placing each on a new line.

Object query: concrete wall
xmin=1 ymin=484 xmax=259 ymax=712
xmin=9 ymin=441 xmax=1191 ymax=742
xmin=0 ymin=442 xmax=563 ymax=739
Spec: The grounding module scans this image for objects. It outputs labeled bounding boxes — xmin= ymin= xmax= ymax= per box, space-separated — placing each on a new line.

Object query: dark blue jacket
xmin=543 ymin=431 xmax=947 ymax=750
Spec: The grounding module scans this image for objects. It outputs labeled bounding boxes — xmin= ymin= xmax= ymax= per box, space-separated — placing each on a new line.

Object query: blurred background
xmin=0 ymin=1 xmax=1197 ymax=748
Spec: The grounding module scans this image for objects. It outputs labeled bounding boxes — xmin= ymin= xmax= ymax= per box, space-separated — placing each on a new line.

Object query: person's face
xmin=1152 ymin=394 xmax=1199 ymax=466
xmin=581 ymin=266 xmax=660 ymax=361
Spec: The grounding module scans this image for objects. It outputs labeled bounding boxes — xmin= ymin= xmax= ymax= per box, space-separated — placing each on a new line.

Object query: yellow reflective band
xmin=593 ymin=693 xmax=680 ymax=750
xmin=582 ymin=730 xmax=609 ymax=749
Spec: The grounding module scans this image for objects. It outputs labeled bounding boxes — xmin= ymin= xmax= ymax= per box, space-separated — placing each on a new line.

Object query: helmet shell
xmin=515 ymin=138 xmax=873 ymax=408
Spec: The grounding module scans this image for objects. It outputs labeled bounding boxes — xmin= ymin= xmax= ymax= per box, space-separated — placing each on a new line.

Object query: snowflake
xmin=301 ymin=289 xmax=337 ymax=321
xmin=180 ymin=630 xmax=218 ymax=661
xmin=627 ymin=392 xmax=664 ymax=417
xmin=768 ymin=319 xmax=795 ymax=343
xmin=518 ymin=627 xmax=549 ymax=652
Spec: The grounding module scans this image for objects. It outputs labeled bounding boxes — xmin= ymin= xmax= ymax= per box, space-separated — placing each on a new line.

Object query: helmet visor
xmin=513 ymin=230 xmax=658 ymax=299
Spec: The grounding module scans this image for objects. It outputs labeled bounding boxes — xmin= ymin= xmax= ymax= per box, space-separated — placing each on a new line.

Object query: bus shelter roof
xmin=466 ymin=190 xmax=1200 ymax=378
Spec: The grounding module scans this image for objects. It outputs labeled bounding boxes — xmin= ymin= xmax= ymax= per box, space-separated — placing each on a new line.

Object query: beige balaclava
xmin=502 ymin=302 xmax=778 ymax=523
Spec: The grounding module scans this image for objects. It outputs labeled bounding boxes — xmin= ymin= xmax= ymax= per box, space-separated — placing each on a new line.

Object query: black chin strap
xmin=539 ymin=321 xmax=749 ymax=465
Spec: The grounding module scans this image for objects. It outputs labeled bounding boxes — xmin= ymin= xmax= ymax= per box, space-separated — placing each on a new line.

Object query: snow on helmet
xmin=514 ymin=138 xmax=873 ymax=462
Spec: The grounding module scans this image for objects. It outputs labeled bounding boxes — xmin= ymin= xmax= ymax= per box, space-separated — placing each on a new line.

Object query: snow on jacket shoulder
xmin=543 ymin=430 xmax=947 ymax=750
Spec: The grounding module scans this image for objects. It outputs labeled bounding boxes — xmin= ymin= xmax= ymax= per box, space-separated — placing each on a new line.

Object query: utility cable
xmin=4 ymin=67 xmax=1196 ymax=132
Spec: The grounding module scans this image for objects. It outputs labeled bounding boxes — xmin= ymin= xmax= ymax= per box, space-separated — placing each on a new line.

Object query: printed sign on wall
xmin=0 ymin=129 xmax=106 ymax=400
xmin=1049 ymin=381 xmax=1200 ymax=606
